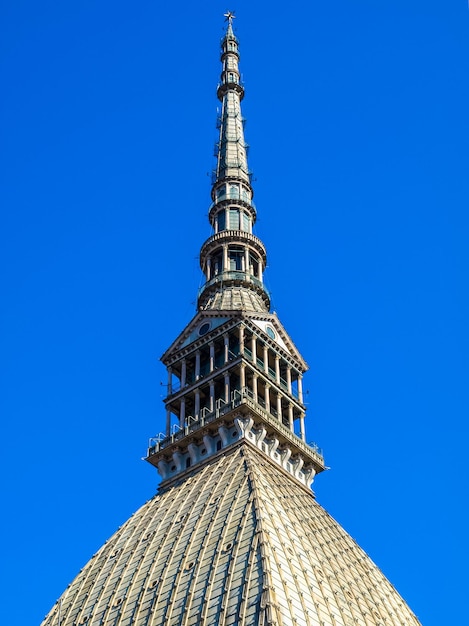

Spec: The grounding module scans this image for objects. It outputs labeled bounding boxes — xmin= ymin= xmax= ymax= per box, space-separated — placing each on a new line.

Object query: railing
xmin=147 ymin=388 xmax=324 ymax=466
xmin=197 ymin=272 xmax=270 ymax=301
xmin=211 ymin=166 xmax=252 ymax=185
xmin=200 ymin=230 xmax=266 ymax=255
xmin=209 ymin=198 xmax=256 ymax=213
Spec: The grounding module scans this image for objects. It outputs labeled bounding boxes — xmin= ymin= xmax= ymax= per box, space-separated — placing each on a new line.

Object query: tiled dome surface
xmin=201 ymin=286 xmax=269 ymax=313
xmin=41 ymin=443 xmax=421 ymax=626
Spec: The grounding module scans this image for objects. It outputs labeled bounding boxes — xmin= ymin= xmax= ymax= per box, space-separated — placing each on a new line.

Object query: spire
xmin=148 ymin=15 xmax=321 ymax=488
xmin=198 ymin=14 xmax=270 ymax=312
xmin=223 ymin=11 xmax=237 ymax=47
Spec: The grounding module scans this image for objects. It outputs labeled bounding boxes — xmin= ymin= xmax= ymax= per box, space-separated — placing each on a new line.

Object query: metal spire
xmin=197 ymin=15 xmax=269 ymax=313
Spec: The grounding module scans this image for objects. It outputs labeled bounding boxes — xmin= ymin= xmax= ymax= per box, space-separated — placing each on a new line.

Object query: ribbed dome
xmin=41 ymin=442 xmax=421 ymax=626
xmin=201 ymin=286 xmax=269 ymax=313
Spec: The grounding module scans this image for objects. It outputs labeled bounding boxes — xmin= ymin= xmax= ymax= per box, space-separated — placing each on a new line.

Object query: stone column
xmin=209 ymin=342 xmax=215 ymax=372
xmin=275 ymin=355 xmax=280 ymax=384
xmin=298 ymin=374 xmax=304 ymax=404
xmin=240 ymin=362 xmax=246 ymax=391
xmin=276 ymin=394 xmax=282 ymax=421
xmin=224 ymin=334 xmax=229 ymax=363
xmin=251 ymin=335 xmax=257 ymax=365
xmin=180 ymin=397 xmax=186 ymax=429
xmin=181 ymin=359 xmax=187 ymax=387
xmin=195 ymin=351 xmax=201 ymax=380
xmin=206 ymin=257 xmax=211 ymax=281
xmin=194 ymin=390 xmax=200 ymax=418
xmin=265 ymin=384 xmax=271 ymax=413
xmin=288 ymin=403 xmax=294 ymax=431
xmin=299 ymin=414 xmax=306 ymax=442
xmin=209 ymin=381 xmax=215 ymax=412
xmin=263 ymin=344 xmax=268 ymax=373
xmin=257 ymin=258 xmax=262 ymax=280
xmin=224 ymin=373 xmax=230 ymax=404
xmin=239 ymin=325 xmax=245 ymax=356
xmin=244 ymin=248 xmax=250 ymax=275
xmin=252 ymin=373 xmax=258 ymax=403
xmin=223 ymin=243 xmax=229 ymax=272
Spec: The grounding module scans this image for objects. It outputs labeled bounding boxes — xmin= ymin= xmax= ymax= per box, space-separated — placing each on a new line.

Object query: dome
xmin=41 ymin=442 xmax=420 ymax=626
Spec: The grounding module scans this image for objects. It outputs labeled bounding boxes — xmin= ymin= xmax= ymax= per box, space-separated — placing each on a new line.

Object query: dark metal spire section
xmin=197 ymin=15 xmax=270 ymax=313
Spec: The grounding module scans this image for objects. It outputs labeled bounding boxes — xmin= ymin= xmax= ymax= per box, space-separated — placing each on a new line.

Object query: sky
xmin=1 ymin=1 xmax=468 ymax=625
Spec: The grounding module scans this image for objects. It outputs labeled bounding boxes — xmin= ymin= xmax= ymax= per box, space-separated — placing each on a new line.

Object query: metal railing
xmin=147 ymin=388 xmax=324 ymax=466
xmin=209 ymin=198 xmax=256 ymax=212
xmin=200 ymin=230 xmax=266 ymax=254
xmin=197 ymin=272 xmax=270 ymax=301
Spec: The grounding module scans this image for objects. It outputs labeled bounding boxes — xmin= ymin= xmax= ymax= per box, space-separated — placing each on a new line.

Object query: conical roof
xmin=41 ymin=442 xmax=420 ymax=626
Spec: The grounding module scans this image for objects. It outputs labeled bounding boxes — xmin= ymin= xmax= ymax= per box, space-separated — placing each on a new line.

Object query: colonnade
xmin=204 ymin=243 xmax=263 ymax=282
xmin=165 ymin=324 xmax=306 ymax=443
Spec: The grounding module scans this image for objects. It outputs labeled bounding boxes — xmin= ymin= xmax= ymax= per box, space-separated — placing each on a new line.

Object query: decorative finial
xmin=224 ymin=11 xmax=235 ymax=24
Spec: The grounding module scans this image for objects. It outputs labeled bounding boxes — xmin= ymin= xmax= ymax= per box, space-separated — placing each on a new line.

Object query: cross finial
xmin=224 ymin=11 xmax=235 ymax=24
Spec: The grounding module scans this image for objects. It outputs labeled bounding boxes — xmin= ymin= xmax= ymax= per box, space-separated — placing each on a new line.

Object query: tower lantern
xmin=147 ymin=13 xmax=320 ymax=485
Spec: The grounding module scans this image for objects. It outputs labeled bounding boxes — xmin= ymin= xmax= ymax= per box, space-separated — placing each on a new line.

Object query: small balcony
xmin=146 ymin=387 xmax=325 ymax=471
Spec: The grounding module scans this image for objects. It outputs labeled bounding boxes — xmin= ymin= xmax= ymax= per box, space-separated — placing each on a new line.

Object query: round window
xmin=198 ymin=322 xmax=211 ymax=336
xmin=266 ymin=326 xmax=276 ymax=340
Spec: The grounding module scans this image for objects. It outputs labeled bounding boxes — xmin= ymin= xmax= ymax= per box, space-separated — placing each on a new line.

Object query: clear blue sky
xmin=1 ymin=2 xmax=468 ymax=625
